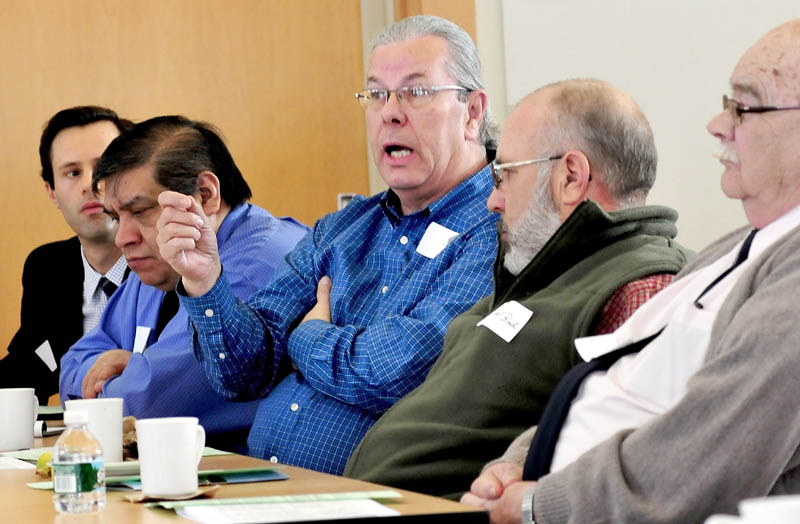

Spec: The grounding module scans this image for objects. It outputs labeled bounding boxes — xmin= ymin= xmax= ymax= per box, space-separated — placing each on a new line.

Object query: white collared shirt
xmin=81 ymin=248 xmax=127 ymax=334
xmin=550 ymin=204 xmax=800 ymax=472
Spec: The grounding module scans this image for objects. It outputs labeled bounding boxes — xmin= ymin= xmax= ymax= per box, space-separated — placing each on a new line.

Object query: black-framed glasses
xmin=490 ymin=156 xmax=563 ymax=189
xmin=723 ymin=94 xmax=800 ymax=125
xmin=354 ymin=85 xmax=469 ymax=110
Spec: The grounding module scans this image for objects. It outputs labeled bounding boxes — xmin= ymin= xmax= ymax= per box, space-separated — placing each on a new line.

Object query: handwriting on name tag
xmin=476 ymin=301 xmax=533 ymax=342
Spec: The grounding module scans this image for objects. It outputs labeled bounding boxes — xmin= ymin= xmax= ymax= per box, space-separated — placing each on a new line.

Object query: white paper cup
xmin=64 ymin=398 xmax=123 ymax=462
xmin=705 ymin=495 xmax=800 ymax=524
xmin=0 ymin=388 xmax=38 ymax=451
xmin=136 ymin=417 xmax=205 ymax=497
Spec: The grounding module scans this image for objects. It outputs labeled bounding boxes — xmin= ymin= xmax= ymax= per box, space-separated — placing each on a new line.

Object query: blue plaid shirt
xmin=182 ymin=165 xmax=498 ymax=473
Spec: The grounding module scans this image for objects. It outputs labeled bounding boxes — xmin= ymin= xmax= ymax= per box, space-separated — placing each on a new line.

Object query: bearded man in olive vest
xmin=344 ymin=79 xmax=692 ymax=498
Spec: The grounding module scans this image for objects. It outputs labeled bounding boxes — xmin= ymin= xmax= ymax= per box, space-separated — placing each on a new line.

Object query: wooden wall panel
xmin=0 ymin=0 xmax=368 ymax=358
xmin=394 ymin=0 xmax=477 ymax=42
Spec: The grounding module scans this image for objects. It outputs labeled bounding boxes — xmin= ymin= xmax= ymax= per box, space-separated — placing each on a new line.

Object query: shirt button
xmin=399 ymin=236 xmax=408 ymax=245
xmin=270 ymin=456 xmax=278 ymax=463
xmin=381 ymin=286 xmax=389 ymax=294
xmin=218 ymin=353 xmax=226 ymax=360
xmin=204 ymin=309 xmax=214 ymax=318
xmin=290 ymin=402 xmax=299 ymax=412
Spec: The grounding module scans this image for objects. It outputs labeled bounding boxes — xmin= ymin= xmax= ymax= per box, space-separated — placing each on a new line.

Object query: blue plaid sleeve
xmin=286 ymin=221 xmax=499 ymax=414
xmin=182 ymin=222 xmax=324 ymax=400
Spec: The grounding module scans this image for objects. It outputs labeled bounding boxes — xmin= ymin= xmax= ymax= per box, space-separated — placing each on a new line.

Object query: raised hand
xmin=156 ymin=191 xmax=221 ymax=296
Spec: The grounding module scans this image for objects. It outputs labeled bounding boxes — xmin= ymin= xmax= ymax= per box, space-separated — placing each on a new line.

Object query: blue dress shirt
xmin=59 ymin=204 xmax=309 ymax=450
xmin=181 ymin=166 xmax=499 ymax=473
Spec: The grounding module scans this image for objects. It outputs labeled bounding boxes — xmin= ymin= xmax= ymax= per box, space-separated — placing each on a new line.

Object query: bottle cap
xmin=63 ymin=409 xmax=89 ymax=425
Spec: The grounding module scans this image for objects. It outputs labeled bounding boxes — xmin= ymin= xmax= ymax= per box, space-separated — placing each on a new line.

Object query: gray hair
xmin=537 ymin=79 xmax=657 ymax=208
xmin=503 ymin=160 xmax=562 ymax=275
xmin=371 ymin=15 xmax=499 ymax=149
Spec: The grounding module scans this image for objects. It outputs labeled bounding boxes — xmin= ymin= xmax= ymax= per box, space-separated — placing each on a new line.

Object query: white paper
xmin=416 ymin=222 xmax=459 ymax=259
xmin=176 ymin=499 xmax=399 ymax=524
xmin=0 ymin=447 xmax=51 ymax=461
xmin=0 ymin=457 xmax=35 ymax=470
xmin=34 ymin=340 xmax=57 ymax=372
xmin=133 ymin=326 xmax=151 ymax=354
xmin=476 ymin=300 xmax=534 ymax=342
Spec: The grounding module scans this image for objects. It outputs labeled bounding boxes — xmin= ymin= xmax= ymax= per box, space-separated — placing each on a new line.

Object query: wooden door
xmin=0 ymin=0 xmax=368 ymax=357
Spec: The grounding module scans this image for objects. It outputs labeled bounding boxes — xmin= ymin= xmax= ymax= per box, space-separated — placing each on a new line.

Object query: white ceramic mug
xmin=64 ymin=397 xmax=123 ymax=462
xmin=136 ymin=417 xmax=205 ymax=497
xmin=705 ymin=495 xmax=800 ymax=524
xmin=0 ymin=388 xmax=38 ymax=451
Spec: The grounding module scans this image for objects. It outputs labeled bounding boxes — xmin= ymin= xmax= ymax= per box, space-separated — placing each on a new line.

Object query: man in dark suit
xmin=0 ymin=106 xmax=132 ymax=402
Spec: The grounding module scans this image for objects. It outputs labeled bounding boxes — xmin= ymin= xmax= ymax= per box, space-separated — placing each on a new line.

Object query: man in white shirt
xmin=462 ymin=18 xmax=800 ymax=524
xmin=0 ymin=106 xmax=131 ymax=402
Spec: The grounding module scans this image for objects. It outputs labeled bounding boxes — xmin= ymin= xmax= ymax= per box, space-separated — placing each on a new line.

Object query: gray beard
xmin=502 ymin=174 xmax=563 ymax=276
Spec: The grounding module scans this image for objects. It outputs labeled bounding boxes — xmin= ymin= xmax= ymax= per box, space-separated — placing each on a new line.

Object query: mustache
xmin=497 ymin=220 xmax=510 ymax=244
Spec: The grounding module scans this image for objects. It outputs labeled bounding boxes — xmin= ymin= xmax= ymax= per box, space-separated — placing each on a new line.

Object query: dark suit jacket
xmin=0 ymin=237 xmax=84 ymax=401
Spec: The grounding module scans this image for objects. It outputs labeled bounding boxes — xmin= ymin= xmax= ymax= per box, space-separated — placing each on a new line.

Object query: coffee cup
xmin=136 ymin=417 xmax=205 ymax=497
xmin=64 ymin=397 xmax=123 ymax=462
xmin=705 ymin=495 xmax=800 ymax=524
xmin=0 ymin=388 xmax=38 ymax=451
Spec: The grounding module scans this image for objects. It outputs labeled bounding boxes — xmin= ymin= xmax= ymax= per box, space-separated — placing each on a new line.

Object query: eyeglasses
xmin=722 ymin=94 xmax=800 ymax=125
xmin=490 ymin=156 xmax=563 ymax=189
xmin=354 ymin=85 xmax=469 ymax=110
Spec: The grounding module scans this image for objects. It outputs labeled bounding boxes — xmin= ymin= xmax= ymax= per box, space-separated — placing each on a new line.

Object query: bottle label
xmin=52 ymin=460 xmax=105 ymax=494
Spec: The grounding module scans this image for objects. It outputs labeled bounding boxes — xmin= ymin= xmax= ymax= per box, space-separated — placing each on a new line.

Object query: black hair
xmin=39 ymin=105 xmax=133 ymax=187
xmin=92 ymin=115 xmax=252 ymax=208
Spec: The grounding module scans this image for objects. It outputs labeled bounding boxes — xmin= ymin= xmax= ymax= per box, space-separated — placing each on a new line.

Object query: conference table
xmin=0 ymin=435 xmax=488 ymax=523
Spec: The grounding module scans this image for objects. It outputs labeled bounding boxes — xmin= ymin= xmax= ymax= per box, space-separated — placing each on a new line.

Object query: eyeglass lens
xmin=723 ymin=95 xmax=740 ymax=124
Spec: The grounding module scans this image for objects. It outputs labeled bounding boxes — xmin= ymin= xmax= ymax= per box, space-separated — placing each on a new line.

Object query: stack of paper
xmin=153 ymin=491 xmax=404 ymax=524
xmin=177 ymin=499 xmax=399 ymax=523
xmin=0 ymin=457 xmax=35 ymax=471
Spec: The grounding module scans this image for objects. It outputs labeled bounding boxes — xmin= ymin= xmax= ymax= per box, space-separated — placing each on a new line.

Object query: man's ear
xmin=552 ymin=150 xmax=592 ymax=218
xmin=197 ymin=171 xmax=222 ymax=216
xmin=44 ymin=181 xmax=58 ymax=207
xmin=464 ymin=89 xmax=487 ymax=143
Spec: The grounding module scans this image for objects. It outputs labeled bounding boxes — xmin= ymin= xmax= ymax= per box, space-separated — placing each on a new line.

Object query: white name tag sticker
xmin=133 ymin=326 xmax=151 ymax=354
xmin=416 ymin=222 xmax=459 ymax=259
xmin=477 ymin=301 xmax=534 ymax=343
xmin=34 ymin=340 xmax=57 ymax=372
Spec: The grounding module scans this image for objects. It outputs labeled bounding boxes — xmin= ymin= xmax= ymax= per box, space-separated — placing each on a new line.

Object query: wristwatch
xmin=521 ymin=484 xmax=537 ymax=524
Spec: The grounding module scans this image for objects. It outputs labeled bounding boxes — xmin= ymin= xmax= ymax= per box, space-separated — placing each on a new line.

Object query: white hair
xmin=371 ymin=15 xmax=498 ymax=149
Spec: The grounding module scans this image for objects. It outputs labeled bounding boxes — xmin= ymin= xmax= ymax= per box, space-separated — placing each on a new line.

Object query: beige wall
xmin=499 ymin=1 xmax=800 ymax=251
xmin=0 ymin=0 xmax=369 ymax=358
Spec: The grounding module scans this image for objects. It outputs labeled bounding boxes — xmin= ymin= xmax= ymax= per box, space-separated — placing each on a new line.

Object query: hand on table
xmin=81 ymin=350 xmax=132 ymax=398
xmin=460 ymin=462 xmax=534 ymax=523
xmin=156 ymin=191 xmax=221 ymax=296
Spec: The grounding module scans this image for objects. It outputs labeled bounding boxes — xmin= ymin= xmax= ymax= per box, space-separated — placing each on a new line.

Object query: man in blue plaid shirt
xmin=156 ymin=16 xmax=500 ymax=473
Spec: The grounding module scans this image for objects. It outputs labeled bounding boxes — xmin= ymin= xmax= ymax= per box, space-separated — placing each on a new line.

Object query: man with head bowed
xmin=156 ymin=15 xmax=500 ymax=474
xmin=463 ymin=18 xmax=800 ymax=524
xmin=59 ymin=116 xmax=308 ymax=451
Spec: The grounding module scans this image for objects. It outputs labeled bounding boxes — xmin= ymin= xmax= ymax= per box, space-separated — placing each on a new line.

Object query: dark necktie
xmin=98 ymin=277 xmax=118 ymax=298
xmin=694 ymin=229 xmax=758 ymax=309
xmin=154 ymin=291 xmax=180 ymax=340
xmin=522 ymin=230 xmax=758 ymax=481
xmin=522 ymin=330 xmax=662 ymax=481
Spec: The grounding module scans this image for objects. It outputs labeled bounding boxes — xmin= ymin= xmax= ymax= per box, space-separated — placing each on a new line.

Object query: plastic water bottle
xmin=52 ymin=410 xmax=106 ymax=513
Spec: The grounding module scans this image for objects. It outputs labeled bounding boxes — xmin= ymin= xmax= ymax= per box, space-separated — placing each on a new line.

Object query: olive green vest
xmin=344 ymin=201 xmax=692 ymax=498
